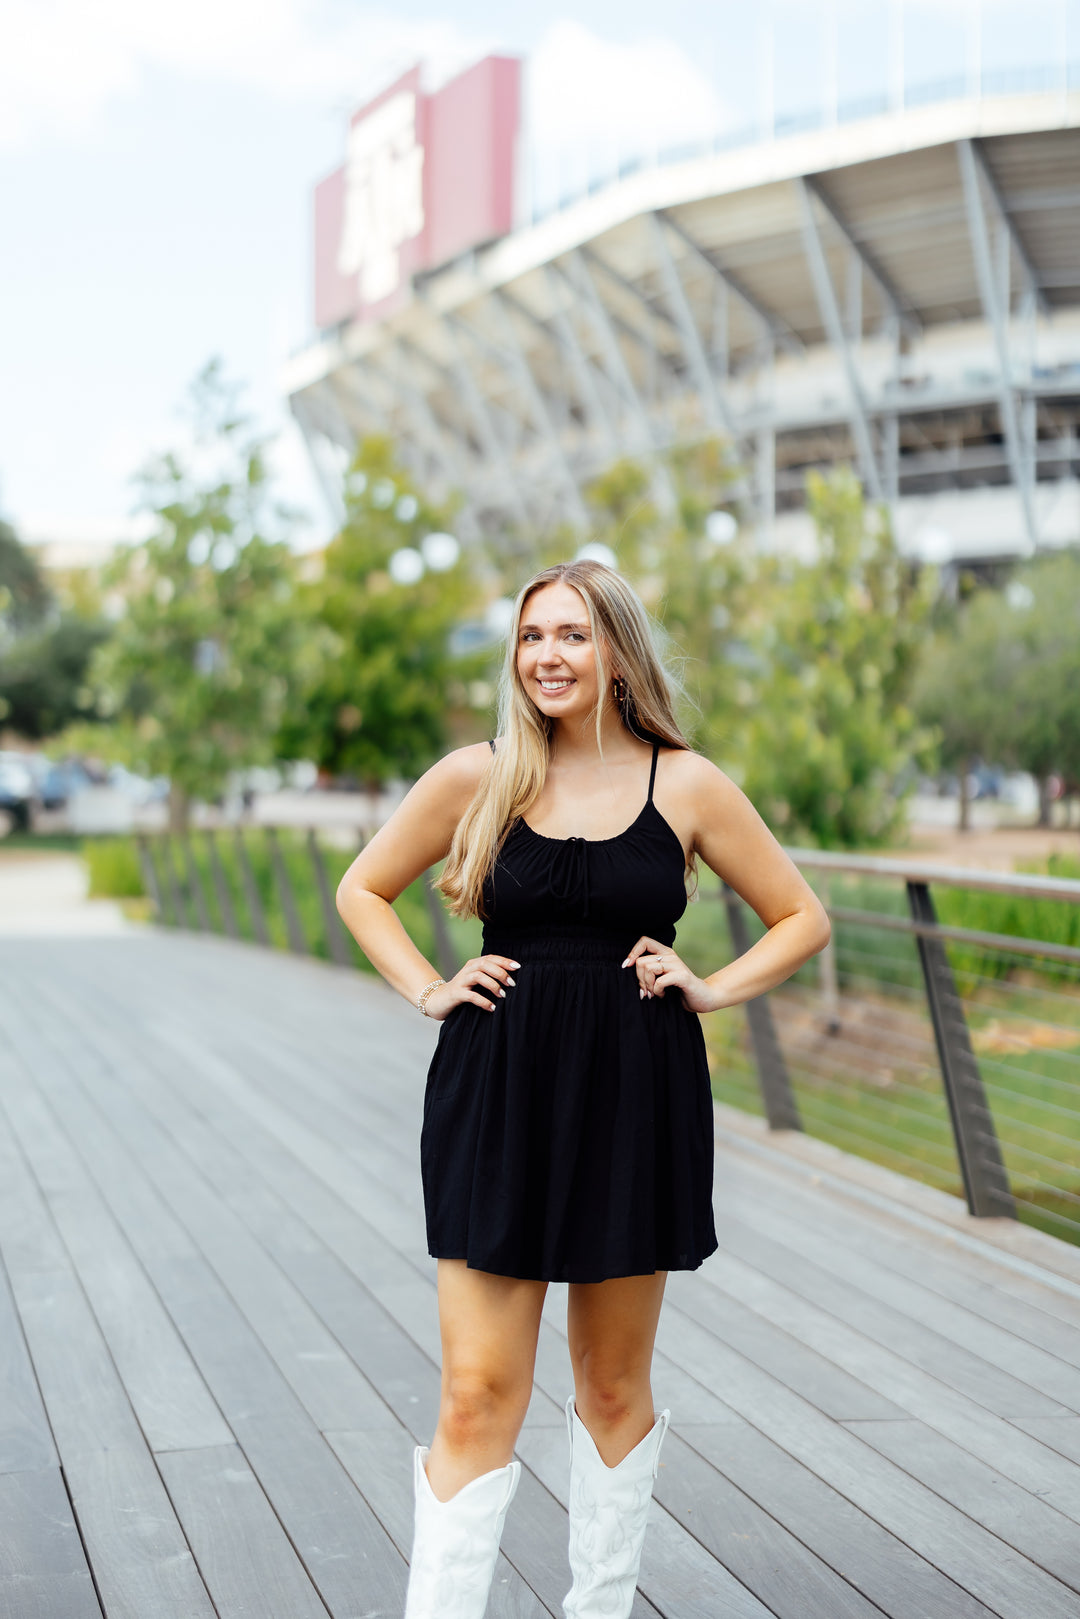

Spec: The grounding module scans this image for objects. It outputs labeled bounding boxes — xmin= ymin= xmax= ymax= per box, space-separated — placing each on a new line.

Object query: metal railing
xmin=134 ymin=829 xmax=1080 ymax=1246
xmin=719 ymin=851 xmax=1080 ymax=1246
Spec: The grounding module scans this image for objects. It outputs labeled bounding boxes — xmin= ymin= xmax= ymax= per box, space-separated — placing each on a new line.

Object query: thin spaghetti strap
xmin=488 ymin=738 xmax=496 ymax=753
xmin=647 ymin=742 xmax=659 ymax=802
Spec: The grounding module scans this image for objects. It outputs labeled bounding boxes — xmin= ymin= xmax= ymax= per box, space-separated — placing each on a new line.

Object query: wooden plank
xmin=1013 ymin=1414 xmax=1080 ymax=1466
xmin=679 ymin=1421 xmax=998 ymax=1619
xmin=715 ymin=1144 xmax=1080 ymax=1335
xmin=0 ymin=988 xmax=410 ymax=1619
xmin=705 ymin=1214 xmax=1077 ymax=1416
xmin=156 ymin=1443 xmax=332 ymax=1619
xmin=676 ymin=1253 xmax=1080 ymax=1526
xmin=715 ymin=1155 xmax=1080 ymax=1386
xmin=656 ymin=1430 xmax=887 ymax=1619
xmin=845 ymin=1418 xmax=1080 ymax=1595
xmin=0 ymin=1467 xmax=102 ymax=1619
xmin=0 ymin=1052 xmax=232 ymax=1455
xmin=0 ymin=1256 xmax=57 ymax=1475
xmin=10 ymin=990 xmax=398 ymax=1438
xmin=655 ymin=1304 xmax=1080 ymax=1619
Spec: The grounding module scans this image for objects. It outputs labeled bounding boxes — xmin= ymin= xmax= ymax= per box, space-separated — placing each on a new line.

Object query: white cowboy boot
xmin=404 ymin=1445 xmax=521 ymax=1619
xmin=563 ymin=1396 xmax=670 ymax=1619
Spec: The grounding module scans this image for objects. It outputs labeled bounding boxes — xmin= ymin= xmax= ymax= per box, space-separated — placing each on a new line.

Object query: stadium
xmin=283 ymin=52 xmax=1080 ymax=569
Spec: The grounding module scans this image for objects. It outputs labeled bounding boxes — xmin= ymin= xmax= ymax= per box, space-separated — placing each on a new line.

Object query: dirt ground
xmin=882 ymin=822 xmax=1080 ymax=872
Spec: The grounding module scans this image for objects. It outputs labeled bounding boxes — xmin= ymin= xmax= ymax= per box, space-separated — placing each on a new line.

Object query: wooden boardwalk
xmin=2 ymin=930 xmax=1080 ymax=1619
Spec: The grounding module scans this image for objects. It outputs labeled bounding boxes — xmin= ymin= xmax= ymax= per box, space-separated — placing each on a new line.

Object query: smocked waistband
xmin=481 ymin=922 xmax=675 ymax=964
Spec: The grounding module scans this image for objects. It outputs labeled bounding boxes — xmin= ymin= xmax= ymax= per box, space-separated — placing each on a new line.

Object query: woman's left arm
xmin=627 ymin=755 xmax=831 ymax=1013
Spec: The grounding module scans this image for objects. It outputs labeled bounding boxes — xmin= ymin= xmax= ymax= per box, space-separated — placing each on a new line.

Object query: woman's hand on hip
xmin=424 ymin=955 xmax=521 ymax=1020
xmin=622 ymin=936 xmax=723 ymax=1014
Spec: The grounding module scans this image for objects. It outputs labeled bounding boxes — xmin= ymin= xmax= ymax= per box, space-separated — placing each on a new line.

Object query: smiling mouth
xmin=538 ymin=678 xmax=576 ymax=692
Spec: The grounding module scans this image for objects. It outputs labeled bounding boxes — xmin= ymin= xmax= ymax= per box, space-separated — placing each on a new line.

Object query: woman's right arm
xmin=335 ymin=743 xmax=517 ymax=1020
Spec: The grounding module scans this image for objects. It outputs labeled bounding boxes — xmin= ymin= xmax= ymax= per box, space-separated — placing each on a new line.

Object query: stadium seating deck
xmin=1 ymin=930 xmax=1079 ymax=1618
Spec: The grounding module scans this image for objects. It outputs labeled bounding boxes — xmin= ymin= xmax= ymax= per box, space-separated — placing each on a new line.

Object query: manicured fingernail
xmin=498 ymin=988 xmax=505 ymax=997
xmin=621 ymin=958 xmax=630 ymax=968
xmin=506 ymin=976 xmax=516 ymax=986
xmin=510 ymin=961 xmax=521 ymax=969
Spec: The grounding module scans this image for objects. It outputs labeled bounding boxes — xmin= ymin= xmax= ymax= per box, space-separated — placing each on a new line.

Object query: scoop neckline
xmin=518 ymin=798 xmax=686 ymax=868
xmin=519 ymin=800 xmax=652 ymax=846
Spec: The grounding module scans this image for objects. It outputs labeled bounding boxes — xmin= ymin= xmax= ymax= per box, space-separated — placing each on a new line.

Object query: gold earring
xmin=612 ymin=675 xmax=627 ymax=704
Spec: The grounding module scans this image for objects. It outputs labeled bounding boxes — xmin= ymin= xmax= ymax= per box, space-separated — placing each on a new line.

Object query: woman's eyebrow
xmin=519 ymin=621 xmax=591 ymax=633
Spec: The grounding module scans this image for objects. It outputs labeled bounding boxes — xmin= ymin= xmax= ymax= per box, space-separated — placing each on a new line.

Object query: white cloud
xmin=528 ymin=20 xmax=725 ymax=154
xmin=525 ymin=21 xmax=727 ymax=210
xmin=0 ymin=0 xmax=490 ymax=148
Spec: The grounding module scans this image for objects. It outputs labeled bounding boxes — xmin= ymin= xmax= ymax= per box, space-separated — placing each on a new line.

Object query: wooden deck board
xmin=2 ymin=932 xmax=1080 ymax=1618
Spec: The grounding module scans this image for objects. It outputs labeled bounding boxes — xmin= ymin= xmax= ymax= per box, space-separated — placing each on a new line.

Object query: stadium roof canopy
xmin=284 ymin=88 xmax=1080 ymax=560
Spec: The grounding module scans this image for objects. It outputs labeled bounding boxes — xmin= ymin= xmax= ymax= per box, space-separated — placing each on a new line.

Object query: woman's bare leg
xmin=425 ymin=1259 xmax=548 ymax=1501
xmin=566 ymin=1272 xmax=668 ymax=1465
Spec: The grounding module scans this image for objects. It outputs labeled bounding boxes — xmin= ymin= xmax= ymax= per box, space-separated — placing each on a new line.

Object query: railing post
xmin=817 ymin=873 xmax=841 ymax=1035
xmin=179 ymin=834 xmax=213 ymax=932
xmin=723 ymin=884 xmax=802 ymax=1131
xmin=424 ymin=871 xmax=460 ymax=983
xmin=159 ymin=836 xmax=190 ymax=927
xmin=906 ymin=881 xmax=1015 ymax=1218
xmin=204 ymin=831 xmax=241 ymax=939
xmin=265 ymin=826 xmax=308 ymax=955
xmin=135 ymin=834 xmax=165 ymax=922
xmin=233 ymin=829 xmax=270 ymax=947
xmin=307 ymin=829 xmax=351 ymax=967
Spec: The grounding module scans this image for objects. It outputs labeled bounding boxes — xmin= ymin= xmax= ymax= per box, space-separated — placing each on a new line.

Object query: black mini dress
xmin=420 ymin=741 xmax=719 ymax=1283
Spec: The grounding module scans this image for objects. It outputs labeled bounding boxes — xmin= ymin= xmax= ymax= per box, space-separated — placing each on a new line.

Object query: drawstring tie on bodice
xmin=548 ymin=836 xmax=591 ymax=919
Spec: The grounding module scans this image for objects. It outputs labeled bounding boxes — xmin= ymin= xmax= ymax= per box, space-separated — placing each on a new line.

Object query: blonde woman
xmin=336 ymin=560 xmax=830 ymax=1619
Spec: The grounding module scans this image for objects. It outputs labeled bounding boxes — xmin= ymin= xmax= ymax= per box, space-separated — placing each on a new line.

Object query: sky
xmin=0 ymin=0 xmax=1073 ymax=553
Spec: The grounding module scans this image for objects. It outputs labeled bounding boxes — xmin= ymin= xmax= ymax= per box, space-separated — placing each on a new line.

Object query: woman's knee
xmin=439 ymin=1364 xmax=529 ymax=1450
xmin=573 ymin=1351 xmax=649 ymax=1424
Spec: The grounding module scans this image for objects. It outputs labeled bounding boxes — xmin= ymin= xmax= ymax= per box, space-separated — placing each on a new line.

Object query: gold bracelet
xmin=416 ymin=978 xmax=445 ymax=1016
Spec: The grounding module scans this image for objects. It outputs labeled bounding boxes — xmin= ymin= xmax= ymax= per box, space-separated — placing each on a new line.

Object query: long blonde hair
xmin=438 ymin=560 xmax=693 ymax=919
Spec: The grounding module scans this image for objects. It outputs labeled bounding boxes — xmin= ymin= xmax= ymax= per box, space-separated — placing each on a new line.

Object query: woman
xmin=336 ymin=559 xmax=830 ymax=1619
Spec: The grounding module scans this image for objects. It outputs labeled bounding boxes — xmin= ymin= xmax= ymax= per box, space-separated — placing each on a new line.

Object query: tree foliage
xmin=0 ymin=519 xmax=51 ymax=638
xmin=277 ymin=437 xmax=482 ymax=784
xmin=88 ymin=361 xmax=301 ymax=826
xmin=915 ymin=550 xmax=1080 ymax=801
xmin=738 ymin=470 xmax=936 ymax=846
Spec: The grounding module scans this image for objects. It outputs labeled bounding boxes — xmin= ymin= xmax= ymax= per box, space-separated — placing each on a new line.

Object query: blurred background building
xmin=285 ymin=14 xmax=1080 ymax=571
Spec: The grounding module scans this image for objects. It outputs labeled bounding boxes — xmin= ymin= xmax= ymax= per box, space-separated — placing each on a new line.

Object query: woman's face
xmin=516 ymin=581 xmax=609 ymax=723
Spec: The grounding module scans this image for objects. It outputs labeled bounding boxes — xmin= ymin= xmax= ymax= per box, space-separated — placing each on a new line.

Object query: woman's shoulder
xmin=423 ymin=740 xmax=494 ymax=793
xmin=659 ymin=745 xmax=740 ymax=805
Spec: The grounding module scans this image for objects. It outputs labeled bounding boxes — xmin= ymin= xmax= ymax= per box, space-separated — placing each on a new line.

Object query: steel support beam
xmin=439 ymin=313 xmax=532 ymax=530
xmin=659 ymin=210 xmax=804 ymax=357
xmin=796 ymin=177 xmax=886 ymax=504
xmin=649 ymin=212 xmax=735 ymax=439
xmin=526 ymin=276 xmax=622 ymax=457
xmin=802 ymin=175 xmax=920 ymax=337
xmin=489 ymin=292 xmax=589 ymax=528
xmin=562 ymin=251 xmax=659 ymax=459
xmin=957 ymin=138 xmax=1040 ymax=555
xmin=963 ymin=143 xmax=1048 ymax=316
xmin=290 ymin=392 xmax=347 ymax=529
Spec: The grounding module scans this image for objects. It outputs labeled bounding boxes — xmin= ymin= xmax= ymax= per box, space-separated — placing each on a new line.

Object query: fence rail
xmin=134 ymin=828 xmax=1080 ymax=1249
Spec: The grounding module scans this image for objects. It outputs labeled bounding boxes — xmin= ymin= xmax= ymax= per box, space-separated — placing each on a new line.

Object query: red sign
xmin=314 ymin=55 xmax=521 ymax=330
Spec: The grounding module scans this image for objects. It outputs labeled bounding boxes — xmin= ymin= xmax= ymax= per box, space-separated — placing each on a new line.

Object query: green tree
xmin=278 ymin=437 xmax=482 ymax=783
xmin=582 ymin=443 xmax=753 ymax=758
xmin=89 ymin=361 xmax=301 ymax=829
xmin=0 ymin=519 xmax=51 ymax=639
xmin=0 ymin=615 xmax=110 ymax=739
xmin=741 ymin=470 xmax=936 ymax=847
xmin=916 ymin=552 xmax=1080 ymax=826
